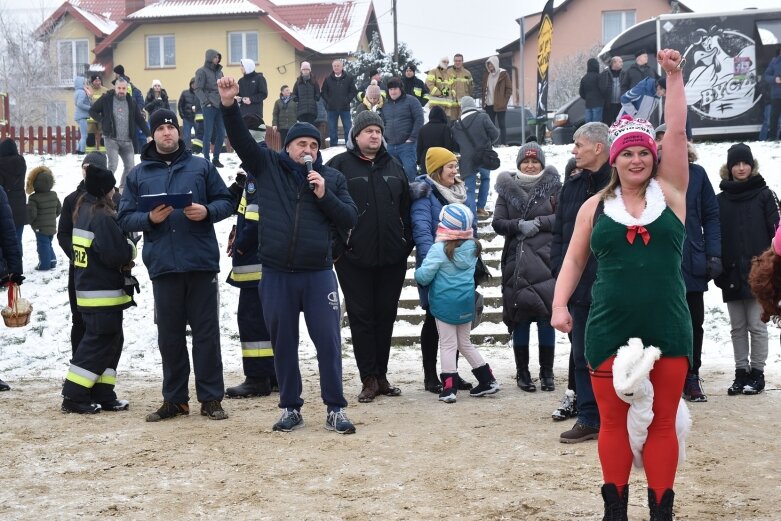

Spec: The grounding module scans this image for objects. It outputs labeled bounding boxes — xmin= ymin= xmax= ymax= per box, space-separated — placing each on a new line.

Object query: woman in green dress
xmin=551 ymin=49 xmax=690 ymax=521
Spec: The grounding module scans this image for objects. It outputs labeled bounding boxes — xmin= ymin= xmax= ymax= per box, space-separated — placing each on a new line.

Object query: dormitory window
xmin=228 ymin=32 xmax=258 ymax=65
xmin=602 ymin=10 xmax=636 ymax=43
xmin=57 ymin=39 xmax=88 ymax=85
xmin=146 ymin=35 xmax=175 ymax=68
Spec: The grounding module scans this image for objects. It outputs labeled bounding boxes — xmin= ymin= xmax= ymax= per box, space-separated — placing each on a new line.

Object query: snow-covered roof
xmin=272 ymin=2 xmax=372 ymax=54
xmin=70 ymin=3 xmax=118 ymax=35
xmin=127 ymin=0 xmax=264 ymax=19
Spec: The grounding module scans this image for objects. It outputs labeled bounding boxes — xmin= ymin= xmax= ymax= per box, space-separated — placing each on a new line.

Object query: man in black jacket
xmin=599 ymin=56 xmax=626 ymax=125
xmin=321 ymin=59 xmax=357 ymax=146
xmin=327 ymin=110 xmax=412 ymax=403
xmin=550 ymin=122 xmax=611 ymax=444
xmin=218 ymin=75 xmax=359 ymax=435
xmin=621 ymin=49 xmax=658 ymax=93
xmin=89 ymin=78 xmax=151 ymax=192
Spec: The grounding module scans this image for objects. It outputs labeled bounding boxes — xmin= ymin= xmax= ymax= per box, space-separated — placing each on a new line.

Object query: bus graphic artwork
xmin=683 ymin=25 xmax=760 ymax=120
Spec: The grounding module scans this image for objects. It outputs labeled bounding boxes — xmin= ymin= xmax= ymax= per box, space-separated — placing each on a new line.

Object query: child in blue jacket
xmin=414 ymin=203 xmax=500 ymax=402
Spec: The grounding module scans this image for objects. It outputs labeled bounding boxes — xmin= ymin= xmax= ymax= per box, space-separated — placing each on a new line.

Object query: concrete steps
xmin=340 ymin=217 xmax=511 ymax=347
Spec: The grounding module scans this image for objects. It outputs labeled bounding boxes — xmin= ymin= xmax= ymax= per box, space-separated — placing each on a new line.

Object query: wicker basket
xmin=1 ymin=283 xmax=32 ymax=328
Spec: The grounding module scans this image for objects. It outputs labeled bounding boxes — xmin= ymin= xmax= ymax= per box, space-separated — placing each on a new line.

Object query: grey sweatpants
xmin=105 ymin=138 xmax=135 ymax=192
xmin=726 ymin=298 xmax=768 ymax=372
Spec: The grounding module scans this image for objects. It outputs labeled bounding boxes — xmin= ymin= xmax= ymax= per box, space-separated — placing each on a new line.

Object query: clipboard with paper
xmin=138 ymin=191 xmax=193 ymax=212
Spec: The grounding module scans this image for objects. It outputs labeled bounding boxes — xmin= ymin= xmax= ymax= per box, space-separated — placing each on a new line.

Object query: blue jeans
xmin=76 ymin=118 xmax=88 ymax=152
xmin=760 ymin=104 xmax=781 ymax=141
xmin=571 ymin=304 xmax=599 ymax=429
xmin=463 ymin=168 xmax=491 ymax=215
xmin=327 ymin=110 xmax=351 ymax=146
xmin=182 ymin=118 xmax=194 ymax=149
xmin=201 ymin=105 xmax=225 ymax=161
xmin=387 ymin=142 xmax=417 ymax=182
xmin=35 ymin=232 xmax=56 ymax=270
xmin=512 ymin=317 xmax=556 ymax=346
xmin=585 ymin=106 xmax=603 ymax=123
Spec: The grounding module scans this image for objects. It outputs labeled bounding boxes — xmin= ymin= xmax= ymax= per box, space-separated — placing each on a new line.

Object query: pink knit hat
xmin=608 ymin=115 xmax=658 ymax=166
xmin=773 ymin=226 xmax=781 ymax=256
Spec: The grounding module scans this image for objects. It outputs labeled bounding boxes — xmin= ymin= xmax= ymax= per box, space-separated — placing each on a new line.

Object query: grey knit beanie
xmin=351 ymin=110 xmax=384 ymax=137
xmin=460 ymin=96 xmax=477 ymax=112
xmin=516 ymin=141 xmax=546 ymax=168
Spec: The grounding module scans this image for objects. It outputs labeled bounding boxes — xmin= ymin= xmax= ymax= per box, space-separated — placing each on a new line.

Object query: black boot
xmin=470 ymin=364 xmax=500 ymax=397
xmin=438 ymin=373 xmax=458 ymax=403
xmin=601 ymin=483 xmax=628 ymax=521
xmin=539 ymin=345 xmax=555 ymax=391
xmin=0 ymin=377 xmax=10 ymax=392
xmin=742 ymin=368 xmax=765 ymax=395
xmin=648 ymin=489 xmax=675 ymax=521
xmin=225 ymin=376 xmax=272 ymax=398
xmin=727 ymin=368 xmax=749 ymax=395
xmin=513 ymin=344 xmax=536 ymax=392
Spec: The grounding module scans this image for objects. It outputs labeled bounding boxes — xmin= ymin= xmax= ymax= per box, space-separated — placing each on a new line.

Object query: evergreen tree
xmin=345 ymin=32 xmax=419 ymax=88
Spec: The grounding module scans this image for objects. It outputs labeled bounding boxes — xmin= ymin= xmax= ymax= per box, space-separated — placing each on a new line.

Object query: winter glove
xmin=4 ymin=273 xmax=25 ymax=285
xmin=123 ymin=274 xmax=140 ymax=297
xmin=705 ymin=256 xmax=723 ymax=280
xmin=517 ymin=218 xmax=540 ymax=238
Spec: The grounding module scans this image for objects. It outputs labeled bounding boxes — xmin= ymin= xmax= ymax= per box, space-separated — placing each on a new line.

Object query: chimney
xmin=125 ymin=0 xmax=146 ymax=17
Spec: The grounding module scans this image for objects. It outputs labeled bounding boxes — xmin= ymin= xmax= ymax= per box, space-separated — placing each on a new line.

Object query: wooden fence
xmin=1 ymin=92 xmax=80 ymax=154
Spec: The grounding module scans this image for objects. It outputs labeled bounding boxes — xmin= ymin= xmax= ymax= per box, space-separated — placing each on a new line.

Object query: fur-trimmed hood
xmin=493 ymin=165 xmax=561 ymax=214
xmin=719 ymin=159 xmax=760 ymax=181
xmin=409 ymin=176 xmax=433 ymax=201
xmin=25 ymin=165 xmax=54 ymax=195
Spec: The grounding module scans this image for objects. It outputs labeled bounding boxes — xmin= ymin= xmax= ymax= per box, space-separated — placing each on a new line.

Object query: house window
xmin=228 ymin=32 xmax=258 ymax=64
xmin=45 ymin=101 xmax=67 ymax=127
xmin=57 ymin=39 xmax=89 ymax=85
xmin=602 ymin=10 xmax=636 ymax=43
xmin=146 ymin=35 xmax=175 ymax=68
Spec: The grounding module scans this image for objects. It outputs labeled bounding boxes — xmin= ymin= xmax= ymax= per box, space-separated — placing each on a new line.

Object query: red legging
xmin=591 ymin=355 xmax=688 ymax=498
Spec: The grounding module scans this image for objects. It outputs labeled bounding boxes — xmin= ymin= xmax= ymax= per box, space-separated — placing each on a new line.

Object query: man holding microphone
xmin=217 ymin=75 xmax=359 ymax=435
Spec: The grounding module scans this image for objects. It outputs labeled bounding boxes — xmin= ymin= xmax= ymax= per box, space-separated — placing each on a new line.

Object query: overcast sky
xmin=1 ymin=0 xmax=779 ymax=70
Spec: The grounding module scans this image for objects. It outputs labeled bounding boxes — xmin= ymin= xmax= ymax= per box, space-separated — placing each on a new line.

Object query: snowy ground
xmin=2 ymin=140 xmax=780 ymax=383
xmin=2 ymin=141 xmax=781 ymax=521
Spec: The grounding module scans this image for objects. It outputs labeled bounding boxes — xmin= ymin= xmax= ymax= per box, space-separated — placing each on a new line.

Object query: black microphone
xmin=304 ymin=154 xmax=315 ymax=190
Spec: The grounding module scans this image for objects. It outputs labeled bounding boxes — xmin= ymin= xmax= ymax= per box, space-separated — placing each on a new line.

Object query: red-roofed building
xmin=37 ymin=0 xmax=382 ymax=127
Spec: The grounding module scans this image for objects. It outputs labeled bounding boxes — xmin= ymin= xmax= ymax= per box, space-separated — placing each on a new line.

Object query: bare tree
xmin=548 ymin=42 xmax=604 ymax=109
xmin=0 ymin=8 xmax=59 ymax=127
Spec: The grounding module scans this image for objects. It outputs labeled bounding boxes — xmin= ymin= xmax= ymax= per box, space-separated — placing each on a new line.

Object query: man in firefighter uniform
xmin=61 ymin=164 xmax=136 ymax=414
xmin=426 ymin=57 xmax=453 ymax=118
xmin=448 ymin=53 xmax=474 ymax=120
xmin=225 ymin=169 xmax=277 ymax=397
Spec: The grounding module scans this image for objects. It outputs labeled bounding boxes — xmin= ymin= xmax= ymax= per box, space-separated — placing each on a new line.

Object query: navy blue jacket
xmin=381 ymin=91 xmax=424 ymax=145
xmin=0 ymin=187 xmax=22 ymax=278
xmin=221 ymin=102 xmax=357 ymax=271
xmin=550 ymin=161 xmax=611 ymax=306
xmin=73 ymin=195 xmax=135 ymax=312
xmin=226 ymin=172 xmax=261 ymax=288
xmin=764 ymin=56 xmax=781 ymax=100
xmin=117 ymin=142 xmax=234 ymax=279
xmin=682 ymin=162 xmax=721 ymax=293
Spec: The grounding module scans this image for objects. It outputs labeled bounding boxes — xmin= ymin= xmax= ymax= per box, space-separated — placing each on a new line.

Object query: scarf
xmin=514 ymin=171 xmax=543 ymax=187
xmin=435 ymin=226 xmax=473 ymax=242
xmin=430 ymin=178 xmax=467 ymax=205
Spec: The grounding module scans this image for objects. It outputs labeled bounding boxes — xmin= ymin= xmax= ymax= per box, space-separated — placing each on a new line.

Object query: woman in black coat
xmin=415 ymin=106 xmax=457 ymax=170
xmin=0 ymin=138 xmax=27 ymax=251
xmin=492 ymin=142 xmax=561 ymax=392
xmin=580 ymin=58 xmax=606 ymax=123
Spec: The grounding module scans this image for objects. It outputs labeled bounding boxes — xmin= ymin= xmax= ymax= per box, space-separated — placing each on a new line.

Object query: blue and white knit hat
xmin=439 ymin=203 xmax=473 ymax=231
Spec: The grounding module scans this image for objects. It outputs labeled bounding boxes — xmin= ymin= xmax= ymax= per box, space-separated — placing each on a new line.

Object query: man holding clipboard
xmin=118 ymin=109 xmax=234 ymax=423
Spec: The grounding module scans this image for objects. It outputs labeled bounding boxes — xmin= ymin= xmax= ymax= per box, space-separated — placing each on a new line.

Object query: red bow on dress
xmin=626 ymin=225 xmax=650 ymax=245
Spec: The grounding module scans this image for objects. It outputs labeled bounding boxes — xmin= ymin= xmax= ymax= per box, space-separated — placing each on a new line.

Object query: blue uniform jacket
xmin=415 ymin=239 xmax=477 ymax=325
xmin=226 ymin=172 xmax=261 ymax=288
xmin=117 ymin=142 xmax=234 ymax=279
xmin=221 ymin=102 xmax=357 ymax=272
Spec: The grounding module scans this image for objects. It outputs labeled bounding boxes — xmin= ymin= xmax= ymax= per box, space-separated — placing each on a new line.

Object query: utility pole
xmin=392 ymin=0 xmax=398 ymax=67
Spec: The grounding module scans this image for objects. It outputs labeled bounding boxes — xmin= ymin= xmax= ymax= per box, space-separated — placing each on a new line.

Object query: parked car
xmin=551 ymin=96 xmax=585 ymax=145
xmin=505 ymin=106 xmax=547 ymax=145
